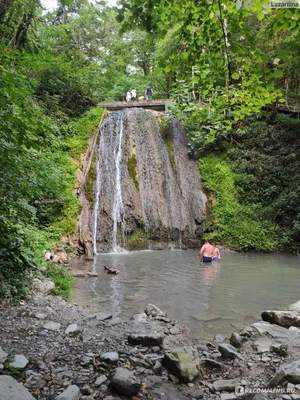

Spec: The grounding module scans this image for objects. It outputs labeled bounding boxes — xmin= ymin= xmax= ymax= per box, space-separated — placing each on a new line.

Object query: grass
xmin=46 ymin=264 xmax=73 ymax=298
xmin=126 ymin=228 xmax=148 ymax=250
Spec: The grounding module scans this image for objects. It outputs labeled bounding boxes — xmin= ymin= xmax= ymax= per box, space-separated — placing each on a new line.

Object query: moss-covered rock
xmin=127 ymin=153 xmax=139 ymax=190
xmin=126 ymin=228 xmax=148 ymax=250
xmin=85 ymin=151 xmax=96 ymax=204
xmin=159 ymin=116 xmax=175 ymax=171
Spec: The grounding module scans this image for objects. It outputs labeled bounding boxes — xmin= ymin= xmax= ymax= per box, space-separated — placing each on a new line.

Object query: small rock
xmin=95 ymin=375 xmax=107 ymax=387
xmin=254 ymin=338 xmax=272 ymax=354
xmin=169 ymin=374 xmax=180 ymax=384
xmin=282 ymin=360 xmax=300 ymax=384
xmin=43 ymin=321 xmax=61 ymax=331
xmin=146 ymin=375 xmax=162 ymax=388
xmin=0 ymin=346 xmax=8 ymax=363
xmin=218 ymin=343 xmax=239 ymax=359
xmin=34 ymin=313 xmax=47 ymax=320
xmin=201 ymin=358 xmax=224 ymax=369
xmin=192 ymin=389 xmax=204 ymax=399
xmin=261 ymin=310 xmax=300 ymax=328
xmin=268 ymin=370 xmax=285 ymax=388
xmin=110 ymin=367 xmax=140 ymax=396
xmin=55 ymin=385 xmax=81 ymax=400
xmin=213 ymin=379 xmax=241 ymax=392
xmin=96 ymin=313 xmax=113 ymax=321
xmin=0 ymin=375 xmax=36 ymax=400
xmin=220 ymin=394 xmax=237 ymax=400
xmin=9 ymin=355 xmax=29 ymax=370
xmin=271 ymin=343 xmax=288 ymax=357
xmin=230 ymin=332 xmax=244 ymax=348
xmin=131 ymin=313 xmax=148 ymax=323
xmin=100 ymin=352 xmax=119 ymax=363
xmin=81 ymin=385 xmax=92 ymax=395
xmin=170 ymin=326 xmax=180 ymax=335
xmin=100 ymin=385 xmax=108 ymax=394
xmin=281 ymin=395 xmax=292 ymax=400
xmin=87 ymin=271 xmax=98 ymax=277
xmin=145 ymin=304 xmax=166 ymax=318
xmin=215 ymin=334 xmax=225 ymax=343
xmin=129 ymin=356 xmax=150 ymax=368
xmin=153 ymin=361 xmax=163 ymax=374
xmin=289 ymin=300 xmax=300 ymax=313
xmin=65 ymin=324 xmax=81 ymax=336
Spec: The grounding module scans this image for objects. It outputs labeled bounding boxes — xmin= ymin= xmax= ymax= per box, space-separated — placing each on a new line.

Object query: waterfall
xmin=92 ymin=108 xmax=206 ymax=253
xmin=111 ymin=112 xmax=126 ymax=253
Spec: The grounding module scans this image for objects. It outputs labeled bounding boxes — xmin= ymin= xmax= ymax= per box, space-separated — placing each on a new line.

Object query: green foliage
xmin=46 ymin=264 xmax=73 ymax=298
xmin=66 ymin=108 xmax=103 ymax=159
xmin=126 ymin=228 xmax=148 ymax=250
xmin=127 ymin=153 xmax=139 ymax=189
xmin=200 ymin=156 xmax=279 ymax=251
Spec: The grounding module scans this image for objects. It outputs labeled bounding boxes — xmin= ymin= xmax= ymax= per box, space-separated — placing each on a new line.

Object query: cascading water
xmin=111 ymin=112 xmax=126 ymax=253
xmin=92 ymin=108 xmax=206 ymax=253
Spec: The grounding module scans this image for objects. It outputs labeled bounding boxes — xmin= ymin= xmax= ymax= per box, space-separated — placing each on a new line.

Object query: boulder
xmin=32 ymin=279 xmax=55 ymax=294
xmin=261 ymin=310 xmax=300 ymax=328
xmin=55 ymin=249 xmax=68 ymax=264
xmin=110 ymin=367 xmax=140 ymax=396
xmin=100 ymin=352 xmax=119 ymax=364
xmin=55 ymin=385 xmax=81 ymax=400
xmin=289 ymin=300 xmax=300 ymax=314
xmin=130 ymin=313 xmax=148 ymax=323
xmin=42 ymin=321 xmax=61 ymax=331
xmin=163 ymin=346 xmax=200 ymax=382
xmin=9 ymin=354 xmax=29 ymax=370
xmin=0 ymin=375 xmax=36 ymax=400
xmin=0 ymin=346 xmax=8 ymax=363
xmin=145 ymin=304 xmax=166 ymax=318
xmin=252 ymin=321 xmax=298 ymax=340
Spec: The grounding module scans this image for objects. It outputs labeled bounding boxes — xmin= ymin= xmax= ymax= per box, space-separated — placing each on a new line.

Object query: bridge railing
xmin=98 ymin=92 xmax=171 ymax=103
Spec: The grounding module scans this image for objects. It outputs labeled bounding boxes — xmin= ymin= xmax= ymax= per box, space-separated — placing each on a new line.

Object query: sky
xmin=41 ymin=0 xmax=117 ymax=10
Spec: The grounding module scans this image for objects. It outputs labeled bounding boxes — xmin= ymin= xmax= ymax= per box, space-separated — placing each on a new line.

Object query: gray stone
xmin=281 ymin=395 xmax=292 ymax=400
xmin=192 ymin=389 xmax=204 ymax=399
xmin=128 ymin=327 xmax=164 ymax=347
xmin=271 ymin=343 xmax=288 ymax=356
xmin=95 ymin=375 xmax=107 ymax=387
xmin=110 ymin=367 xmax=140 ymax=396
xmin=129 ymin=356 xmax=150 ymax=368
xmin=153 ymin=360 xmax=163 ymax=374
xmin=170 ymin=326 xmax=180 ymax=335
xmin=0 ymin=346 xmax=8 ymax=363
xmin=9 ymin=354 xmax=29 ymax=370
xmin=131 ymin=313 xmax=148 ymax=323
xmin=146 ymin=375 xmax=162 ymax=388
xmin=169 ymin=374 xmax=180 ymax=384
xmin=34 ymin=313 xmax=47 ymax=320
xmin=55 ymin=385 xmax=81 ymax=400
xmin=261 ymin=310 xmax=300 ymax=328
xmin=96 ymin=313 xmax=112 ymax=321
xmin=215 ymin=334 xmax=225 ymax=343
xmin=253 ymin=338 xmax=272 ymax=354
xmin=218 ymin=343 xmax=239 ymax=359
xmin=43 ymin=321 xmax=61 ymax=331
xmin=268 ymin=370 xmax=285 ymax=388
xmin=220 ymin=394 xmax=237 ymax=400
xmin=201 ymin=358 xmax=224 ymax=369
xmin=163 ymin=346 xmax=200 ymax=382
xmin=213 ymin=379 xmax=241 ymax=391
xmin=65 ymin=324 xmax=81 ymax=336
xmin=100 ymin=352 xmax=119 ymax=363
xmin=282 ymin=360 xmax=300 ymax=384
xmin=289 ymin=300 xmax=300 ymax=314
xmin=243 ymin=395 xmax=268 ymax=400
xmin=0 ymin=375 xmax=36 ymax=400
xmin=145 ymin=304 xmax=166 ymax=318
xmin=230 ymin=332 xmax=244 ymax=348
xmin=32 ymin=278 xmax=55 ymax=294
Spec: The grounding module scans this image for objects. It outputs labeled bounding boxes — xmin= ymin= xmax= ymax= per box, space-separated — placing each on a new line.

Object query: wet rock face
xmin=93 ymin=109 xmax=206 ymax=252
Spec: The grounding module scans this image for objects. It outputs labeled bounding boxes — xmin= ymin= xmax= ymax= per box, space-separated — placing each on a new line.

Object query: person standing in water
xmin=198 ymin=240 xmax=214 ymax=263
xmin=212 ymin=243 xmax=221 ymax=261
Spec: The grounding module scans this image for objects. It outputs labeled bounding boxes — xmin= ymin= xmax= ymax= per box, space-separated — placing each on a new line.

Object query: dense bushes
xmin=199 ymin=157 xmax=280 ymax=251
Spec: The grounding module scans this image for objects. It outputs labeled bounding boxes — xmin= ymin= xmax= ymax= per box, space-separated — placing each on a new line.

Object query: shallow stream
xmin=73 ymin=250 xmax=300 ymax=341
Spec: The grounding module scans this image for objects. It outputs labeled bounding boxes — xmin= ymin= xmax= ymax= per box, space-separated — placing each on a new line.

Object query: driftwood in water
xmin=104 ymin=265 xmax=120 ymax=274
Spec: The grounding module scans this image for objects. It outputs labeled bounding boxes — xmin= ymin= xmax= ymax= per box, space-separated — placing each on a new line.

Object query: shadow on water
xmin=73 ymin=250 xmax=300 ymax=341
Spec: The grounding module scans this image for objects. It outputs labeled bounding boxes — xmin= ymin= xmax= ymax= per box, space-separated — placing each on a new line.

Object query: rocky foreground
xmin=2 ymin=286 xmax=300 ymax=400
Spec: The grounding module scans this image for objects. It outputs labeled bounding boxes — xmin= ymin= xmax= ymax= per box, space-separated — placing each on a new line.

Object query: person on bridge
xmin=131 ymin=89 xmax=137 ymax=101
xmin=126 ymin=90 xmax=131 ymax=102
xmin=145 ymin=87 xmax=153 ymax=101
xmin=198 ymin=239 xmax=214 ymax=263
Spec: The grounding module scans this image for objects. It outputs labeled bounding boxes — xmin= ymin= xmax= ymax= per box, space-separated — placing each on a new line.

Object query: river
xmin=73 ymin=250 xmax=300 ymax=341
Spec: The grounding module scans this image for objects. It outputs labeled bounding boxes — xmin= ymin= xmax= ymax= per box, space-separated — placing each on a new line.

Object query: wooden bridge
xmin=98 ymin=99 xmax=171 ymax=111
xmin=98 ymin=96 xmax=300 ymax=114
